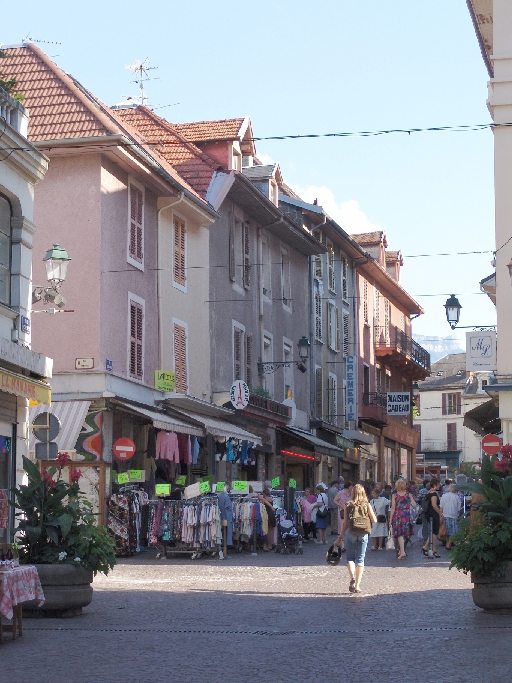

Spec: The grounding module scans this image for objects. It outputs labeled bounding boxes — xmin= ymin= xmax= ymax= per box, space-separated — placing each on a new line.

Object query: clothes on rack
xmin=107 ymin=489 xmax=149 ymax=556
xmin=147 ymin=497 xmax=222 ymax=549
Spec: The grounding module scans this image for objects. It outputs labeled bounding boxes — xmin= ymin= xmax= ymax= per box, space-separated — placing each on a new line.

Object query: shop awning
xmin=114 ymin=402 xmax=205 ymax=437
xmin=171 ymin=408 xmax=262 ymax=444
xmin=463 ymin=398 xmax=500 ymax=436
xmin=342 ymin=429 xmax=374 ymax=446
xmin=29 ymin=400 xmax=91 ymax=451
xmin=282 ymin=427 xmax=345 ymax=458
xmin=1 ymin=368 xmax=51 ymax=405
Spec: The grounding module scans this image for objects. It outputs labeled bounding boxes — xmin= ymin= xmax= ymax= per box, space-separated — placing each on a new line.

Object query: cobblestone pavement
xmin=2 ymin=531 xmax=512 ymax=683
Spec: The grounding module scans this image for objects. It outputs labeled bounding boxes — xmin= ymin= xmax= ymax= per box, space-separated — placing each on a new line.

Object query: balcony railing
xmin=248 ymin=392 xmax=291 ymax=419
xmin=0 ymin=86 xmax=27 ymax=136
xmin=374 ymin=325 xmax=431 ymax=373
xmin=360 ymin=391 xmax=388 ymax=426
xmin=363 ymin=391 xmax=387 ymax=407
xmin=420 ymin=440 xmax=463 ymax=452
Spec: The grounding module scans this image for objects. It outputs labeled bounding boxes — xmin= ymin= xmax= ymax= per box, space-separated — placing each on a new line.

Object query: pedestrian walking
xmin=334 ymin=481 xmax=353 ymax=549
xmin=328 ymin=480 xmax=339 ymax=536
xmin=301 ymin=487 xmax=316 ymax=541
xmin=312 ymin=484 xmax=329 ymax=544
xmin=258 ymin=488 xmax=276 ymax=551
xmin=334 ymin=484 xmax=377 ymax=593
xmin=422 ymin=478 xmax=442 ymax=558
xmin=389 ymin=479 xmax=416 ymax=559
xmin=369 ymin=488 xmax=388 ymax=550
xmin=440 ymin=484 xmax=461 ymax=550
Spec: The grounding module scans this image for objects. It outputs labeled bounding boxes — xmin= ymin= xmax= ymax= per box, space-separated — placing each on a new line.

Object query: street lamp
xmin=32 ymin=243 xmax=71 ymax=309
xmin=444 ymin=294 xmax=462 ymax=330
xmin=258 ymin=336 xmax=311 ymax=374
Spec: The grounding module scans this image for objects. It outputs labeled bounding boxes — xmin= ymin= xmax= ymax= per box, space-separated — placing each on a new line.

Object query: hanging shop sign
xmin=386 ymin=392 xmax=411 ymax=415
xmin=175 ymin=475 xmax=187 ymax=486
xmin=155 ymin=370 xmax=176 ymax=392
xmin=216 ymin=481 xmax=225 ymax=493
xmin=230 ymin=380 xmax=250 ymax=409
xmin=117 ymin=472 xmax=129 ymax=484
xmin=113 ymin=437 xmax=136 ymax=461
xmin=129 ymin=469 xmax=143 ymax=481
xmin=466 ymin=331 xmax=497 ymax=372
xmin=0 ymin=368 xmax=51 ymax=405
xmin=233 ymin=480 xmax=248 ymax=492
xmin=346 ymin=356 xmax=356 ymax=421
xmin=271 ymin=477 xmax=280 ymax=488
xmin=155 ymin=483 xmax=171 ymax=495
xmin=288 ymin=478 xmax=297 ymax=489
xmin=184 ymin=482 xmax=201 ymax=499
xmin=200 ymin=481 xmax=211 ymax=494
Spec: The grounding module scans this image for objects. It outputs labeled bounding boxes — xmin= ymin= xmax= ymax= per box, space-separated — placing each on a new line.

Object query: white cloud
xmin=255 ymin=151 xmax=274 ymax=166
xmin=290 ymin=184 xmax=384 ymax=235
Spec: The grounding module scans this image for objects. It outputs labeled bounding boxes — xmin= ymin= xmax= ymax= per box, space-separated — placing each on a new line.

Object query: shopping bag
xmin=386 ymin=531 xmax=395 ymax=551
xmin=438 ymin=523 xmax=448 ymax=543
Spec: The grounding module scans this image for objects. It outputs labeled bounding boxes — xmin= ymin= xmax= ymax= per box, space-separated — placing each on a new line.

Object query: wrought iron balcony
xmin=420 ymin=440 xmax=463 ymax=453
xmin=374 ymin=325 xmax=431 ymax=377
xmin=248 ymin=392 xmax=292 ymax=419
xmin=360 ymin=392 xmax=388 ymax=427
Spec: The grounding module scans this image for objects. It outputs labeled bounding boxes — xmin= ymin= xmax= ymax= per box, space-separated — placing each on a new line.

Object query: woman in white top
xmin=311 ymin=484 xmax=329 ymax=544
xmin=369 ymin=488 xmax=388 ymax=550
xmin=440 ymin=484 xmax=461 ymax=550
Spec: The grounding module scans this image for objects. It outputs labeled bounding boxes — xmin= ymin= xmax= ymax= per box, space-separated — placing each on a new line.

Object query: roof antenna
xmin=23 ymin=35 xmax=62 ymax=45
xmin=125 ymin=59 xmax=159 ymax=106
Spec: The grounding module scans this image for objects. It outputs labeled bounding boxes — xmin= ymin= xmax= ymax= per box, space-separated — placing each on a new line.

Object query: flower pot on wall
xmin=23 ymin=564 xmax=93 ymax=618
xmin=472 ymin=561 xmax=512 ymax=611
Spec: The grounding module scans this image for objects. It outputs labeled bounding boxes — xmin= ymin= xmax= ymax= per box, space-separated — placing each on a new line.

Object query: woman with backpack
xmin=334 ymin=483 xmax=377 ymax=593
xmin=389 ymin=478 xmax=416 ymax=559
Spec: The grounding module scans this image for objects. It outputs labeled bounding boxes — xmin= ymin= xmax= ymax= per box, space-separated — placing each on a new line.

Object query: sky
xmin=1 ymin=1 xmax=498 ymax=345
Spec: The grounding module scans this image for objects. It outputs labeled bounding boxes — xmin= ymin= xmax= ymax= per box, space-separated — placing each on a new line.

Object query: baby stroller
xmin=274 ymin=509 xmax=303 ymax=555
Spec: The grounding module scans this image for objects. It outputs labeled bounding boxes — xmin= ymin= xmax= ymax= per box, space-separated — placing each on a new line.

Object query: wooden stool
xmin=1 ymin=604 xmax=22 ymax=641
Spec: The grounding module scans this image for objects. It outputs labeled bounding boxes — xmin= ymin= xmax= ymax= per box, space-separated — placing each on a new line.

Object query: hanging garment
xmin=147 ymin=426 xmax=157 ymax=460
xmin=218 ymin=492 xmax=233 ymax=545
xmin=177 ymin=433 xmax=189 ymax=462
xmin=156 ymin=432 xmax=179 ymax=462
xmin=191 ymin=437 xmax=200 ymax=465
xmin=226 ymin=438 xmax=235 ymax=462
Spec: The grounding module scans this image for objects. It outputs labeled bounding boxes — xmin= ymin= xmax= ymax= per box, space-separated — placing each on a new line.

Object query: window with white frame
xmin=327 ymin=241 xmax=335 ymax=293
xmin=385 ymin=368 xmax=391 ymax=393
xmin=173 ymin=320 xmax=188 ymax=394
xmin=315 ymin=283 xmax=323 ymax=341
xmin=341 ymin=256 xmax=348 ymax=301
xmin=0 ymin=194 xmax=12 ymax=306
xmin=128 ymin=180 xmax=144 ymax=269
xmin=280 ymin=247 xmax=291 ymax=307
xmin=263 ymin=333 xmax=274 ymax=397
xmin=315 ymin=366 xmax=323 ymax=419
xmin=242 ymin=222 xmax=250 ymax=290
xmin=283 ymin=340 xmax=294 ymax=400
xmin=128 ymin=294 xmax=144 ymax=380
xmin=327 ymin=373 xmax=338 ymax=425
xmin=327 ymin=300 xmax=340 ymax=351
xmin=261 ymin=235 xmax=271 ymax=298
xmin=173 ymin=215 xmax=186 ymax=289
xmin=229 ymin=213 xmax=243 ymax=286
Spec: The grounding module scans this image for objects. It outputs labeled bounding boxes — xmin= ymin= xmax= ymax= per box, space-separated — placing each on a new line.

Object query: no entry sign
xmin=113 ymin=437 xmax=136 ymax=461
xmin=481 ymin=434 xmax=503 ymax=455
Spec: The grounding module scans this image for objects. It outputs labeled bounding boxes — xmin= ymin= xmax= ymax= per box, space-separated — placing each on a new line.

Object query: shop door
xmin=0 ymin=426 xmax=14 ymax=543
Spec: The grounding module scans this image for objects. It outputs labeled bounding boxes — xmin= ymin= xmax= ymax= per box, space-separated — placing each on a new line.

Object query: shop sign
xmin=288 ymin=478 xmax=297 ymax=489
xmin=113 ymin=437 xmax=136 ymax=461
xmin=155 ymin=483 xmax=171 ymax=495
xmin=75 ymin=358 xmax=94 ymax=369
xmin=271 ymin=477 xmax=280 ymax=488
xmin=0 ymin=369 xmax=51 ymax=405
xmin=386 ymin=392 xmax=410 ymax=415
xmin=233 ymin=480 xmax=248 ymax=492
xmin=336 ymin=435 xmax=355 ymax=450
xmin=466 ymin=330 xmax=496 ymax=372
xmin=200 ymin=481 xmax=211 ymax=493
xmin=184 ymin=482 xmax=201 ymax=499
xmin=117 ymin=472 xmax=129 ymax=484
xmin=216 ymin=481 xmax=225 ymax=493
xmin=230 ymin=380 xmax=250 ymax=409
xmin=247 ymin=481 xmax=263 ymax=492
xmin=346 ymin=356 xmax=356 ymax=421
xmin=175 ymin=475 xmax=187 ymax=486
xmin=129 ymin=469 xmax=143 ymax=481
xmin=155 ymin=370 xmax=176 ymax=392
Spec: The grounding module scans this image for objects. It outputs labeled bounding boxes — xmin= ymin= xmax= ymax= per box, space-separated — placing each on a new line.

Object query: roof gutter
xmin=466 ymin=0 xmax=494 ymax=78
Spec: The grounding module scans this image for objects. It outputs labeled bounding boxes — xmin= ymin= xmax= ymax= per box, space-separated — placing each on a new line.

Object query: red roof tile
xmin=173 ymin=118 xmax=246 ymax=142
xmin=351 ymin=231 xmax=388 ymax=248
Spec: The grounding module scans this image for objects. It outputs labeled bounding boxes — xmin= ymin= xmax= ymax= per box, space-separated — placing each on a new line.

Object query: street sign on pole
xmin=481 ymin=434 xmax=503 ymax=455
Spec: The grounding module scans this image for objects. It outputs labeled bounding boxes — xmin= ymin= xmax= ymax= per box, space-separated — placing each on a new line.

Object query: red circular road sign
xmin=481 ymin=434 xmax=503 ymax=455
xmin=113 ymin=437 xmax=136 ymax=461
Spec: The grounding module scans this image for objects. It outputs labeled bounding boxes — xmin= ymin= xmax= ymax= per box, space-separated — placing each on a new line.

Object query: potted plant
xmin=450 ymin=451 xmax=512 ymax=610
xmin=11 ymin=453 xmax=116 ymax=616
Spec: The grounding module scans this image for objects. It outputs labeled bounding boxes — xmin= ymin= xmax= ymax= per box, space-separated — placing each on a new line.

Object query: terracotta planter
xmin=23 ymin=564 xmax=93 ymax=618
xmin=471 ymin=561 xmax=512 ymax=611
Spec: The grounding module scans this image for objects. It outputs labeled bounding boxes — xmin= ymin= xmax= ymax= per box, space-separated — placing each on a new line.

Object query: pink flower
xmin=56 ymin=451 xmax=71 ymax=466
xmin=41 ymin=469 xmax=56 ymax=488
xmin=70 ymin=470 xmax=82 ymax=484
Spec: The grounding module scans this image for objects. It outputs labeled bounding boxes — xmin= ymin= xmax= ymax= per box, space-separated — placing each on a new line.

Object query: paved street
xmin=2 ymin=532 xmax=511 ymax=683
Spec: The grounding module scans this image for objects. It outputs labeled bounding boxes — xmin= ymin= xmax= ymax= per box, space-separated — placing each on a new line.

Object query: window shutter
xmin=328 ymin=244 xmax=335 ymax=292
xmin=173 ymin=217 xmax=186 ymax=286
xmin=335 ymin=306 xmax=340 ymax=351
xmin=442 ymin=393 xmax=447 ymax=415
xmin=456 ymin=392 xmax=462 ymax=415
xmin=315 ymin=367 xmax=323 ymax=419
xmin=342 ymin=257 xmax=348 ymax=300
xmin=234 ymin=328 xmax=243 ymax=381
xmin=343 ymin=312 xmax=349 ymax=356
xmin=314 ymin=253 xmax=323 ymax=279
xmin=315 ymin=288 xmax=322 ymax=340
xmin=414 ymin=424 xmax=421 ymax=450
xmin=332 ymin=378 xmax=338 ymax=425
xmin=174 ymin=324 xmax=188 ymax=393
xmin=229 ymin=213 xmax=236 ymax=282
xmin=243 ymin=223 xmax=250 ymax=289
xmin=447 ymin=422 xmax=457 ymax=450
xmin=129 ymin=184 xmax=143 ymax=263
xmin=327 ymin=302 xmax=333 ymax=349
xmin=246 ymin=334 xmax=253 ymax=387
xmin=363 ymin=279 xmax=368 ymax=324
xmin=129 ymin=300 xmax=143 ymax=380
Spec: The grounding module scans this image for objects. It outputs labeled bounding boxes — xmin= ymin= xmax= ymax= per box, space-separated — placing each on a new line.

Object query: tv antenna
xmin=22 ymin=34 xmax=62 ymax=45
xmin=125 ymin=59 xmax=159 ymax=106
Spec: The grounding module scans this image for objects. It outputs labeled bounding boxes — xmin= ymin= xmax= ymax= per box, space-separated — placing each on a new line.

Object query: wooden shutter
xmin=234 ymin=328 xmax=243 ymax=381
xmin=363 ymin=279 xmax=368 ymax=323
xmin=335 ymin=306 xmax=341 ymax=352
xmin=456 ymin=392 xmax=462 ymax=415
xmin=130 ymin=300 xmax=143 ymax=379
xmin=332 ymin=377 xmax=338 ymax=425
xmin=314 ymin=253 xmax=323 ymax=279
xmin=315 ymin=367 xmax=323 ymax=419
xmin=246 ymin=334 xmax=253 ymax=387
xmin=447 ymin=422 xmax=457 ymax=450
xmin=343 ymin=312 xmax=349 ymax=356
xmin=173 ymin=217 xmax=186 ymax=286
xmin=442 ymin=393 xmax=447 ymax=415
xmin=328 ymin=244 xmax=335 ymax=292
xmin=315 ymin=288 xmax=322 ymax=340
xmin=174 ymin=324 xmax=188 ymax=393
xmin=129 ymin=184 xmax=143 ymax=263
xmin=243 ymin=223 xmax=250 ymax=289
xmin=228 ymin=213 xmax=236 ymax=282
xmin=342 ymin=257 xmax=348 ymax=300
xmin=327 ymin=302 xmax=333 ymax=349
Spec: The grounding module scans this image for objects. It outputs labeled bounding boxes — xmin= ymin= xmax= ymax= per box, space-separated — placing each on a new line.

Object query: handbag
xmin=316 ymin=494 xmax=329 ymax=518
xmin=377 ymin=514 xmax=386 ymax=523
xmin=386 ymin=529 xmax=395 ymax=550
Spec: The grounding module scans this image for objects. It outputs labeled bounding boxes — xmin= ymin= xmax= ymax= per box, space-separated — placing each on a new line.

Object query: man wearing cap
xmin=328 ymin=480 xmax=340 ymax=535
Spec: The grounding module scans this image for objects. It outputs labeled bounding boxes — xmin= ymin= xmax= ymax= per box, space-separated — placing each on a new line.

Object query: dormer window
xmin=232 ymin=151 xmax=242 ymax=171
xmin=270 ymin=181 xmax=278 ymax=205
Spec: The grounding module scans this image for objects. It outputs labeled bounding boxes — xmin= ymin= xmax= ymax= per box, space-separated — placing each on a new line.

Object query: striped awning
xmin=29 ymin=401 xmax=91 ymax=451
xmin=171 ymin=408 xmax=262 ymax=444
xmin=113 ymin=402 xmax=205 ymax=437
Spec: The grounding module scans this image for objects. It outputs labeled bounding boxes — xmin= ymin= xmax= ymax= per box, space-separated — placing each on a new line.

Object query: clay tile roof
xmin=386 ymin=250 xmax=401 ymax=261
xmin=173 ymin=118 xmax=246 ymax=142
xmin=114 ymin=106 xmax=221 ymax=198
xmin=351 ymin=230 xmax=387 ymax=247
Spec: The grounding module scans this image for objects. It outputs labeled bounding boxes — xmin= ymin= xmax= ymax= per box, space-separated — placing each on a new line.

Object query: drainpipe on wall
xmin=156 ymin=192 xmax=185 ymax=371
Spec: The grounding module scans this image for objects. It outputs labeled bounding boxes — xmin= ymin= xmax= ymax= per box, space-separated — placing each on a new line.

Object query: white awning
xmin=171 ymin=408 xmax=262 ymax=444
xmin=29 ymin=401 xmax=91 ymax=451
xmin=114 ymin=402 xmax=205 ymax=437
